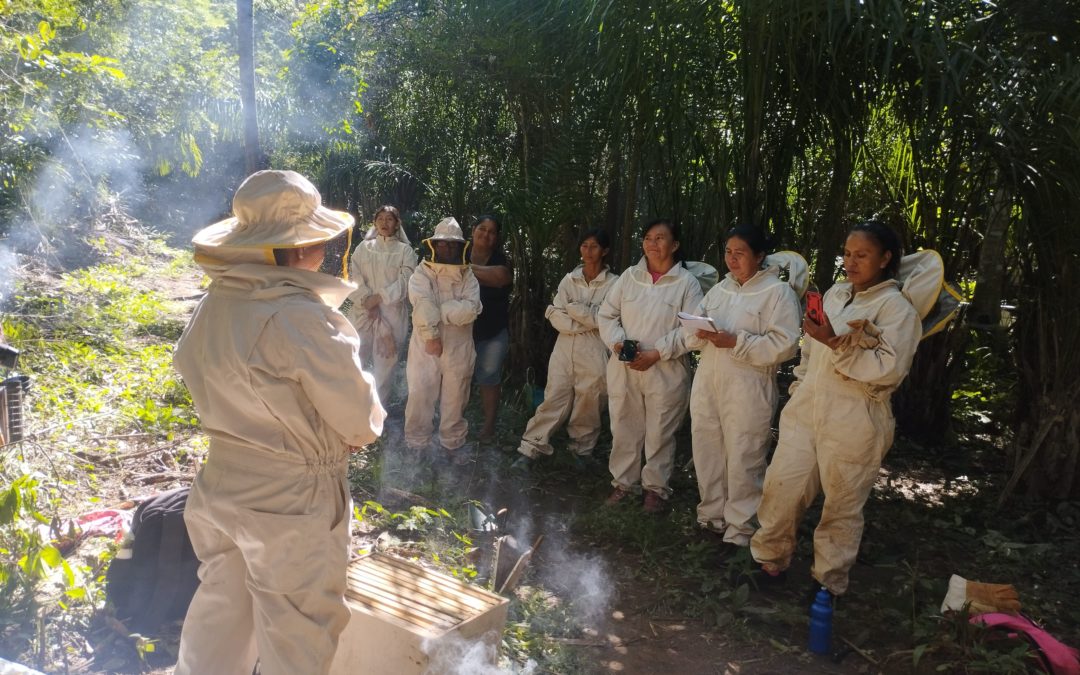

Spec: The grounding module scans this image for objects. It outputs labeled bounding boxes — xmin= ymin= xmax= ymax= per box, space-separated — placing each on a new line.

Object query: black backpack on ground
xmin=105 ymin=487 xmax=201 ymax=634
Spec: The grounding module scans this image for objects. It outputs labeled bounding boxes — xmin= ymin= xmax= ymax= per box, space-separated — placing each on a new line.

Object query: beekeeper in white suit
xmin=515 ymin=228 xmax=618 ymax=466
xmin=598 ymin=219 xmax=703 ymax=513
xmin=751 ymin=220 xmax=921 ymax=600
xmin=173 ymin=170 xmax=385 ymax=675
xmin=404 ymin=217 xmax=482 ymax=460
xmin=345 ymin=205 xmax=417 ymax=406
xmin=684 ymin=226 xmax=801 ymax=552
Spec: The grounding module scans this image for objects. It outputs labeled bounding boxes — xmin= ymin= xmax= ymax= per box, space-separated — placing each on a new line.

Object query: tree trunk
xmin=617 ymin=121 xmax=643 ymax=271
xmin=813 ymin=125 xmax=853 ymax=290
xmin=969 ymin=185 xmax=1012 ymax=329
xmin=237 ymin=0 xmax=263 ymax=174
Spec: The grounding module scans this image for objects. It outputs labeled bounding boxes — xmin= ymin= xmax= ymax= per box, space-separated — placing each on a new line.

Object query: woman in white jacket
xmin=515 ymin=228 xmax=618 ymax=467
xmin=684 ymin=226 xmax=801 ymax=553
xmin=598 ymin=219 xmax=704 ymax=513
xmin=345 ymin=205 xmax=417 ymax=406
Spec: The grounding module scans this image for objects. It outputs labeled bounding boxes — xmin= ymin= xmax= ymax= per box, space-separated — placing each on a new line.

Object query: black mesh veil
xmin=318 ymin=227 xmax=354 ymax=279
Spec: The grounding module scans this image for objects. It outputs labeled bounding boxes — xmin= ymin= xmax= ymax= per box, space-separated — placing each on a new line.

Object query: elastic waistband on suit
xmin=802 ymin=376 xmax=893 ymax=403
xmin=708 ymin=352 xmax=773 ymax=376
xmin=206 ymin=438 xmax=348 ymax=476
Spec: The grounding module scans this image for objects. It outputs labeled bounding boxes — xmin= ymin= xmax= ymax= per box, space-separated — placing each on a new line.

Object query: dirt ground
xmin=62 ymin=406 xmax=879 ymax=675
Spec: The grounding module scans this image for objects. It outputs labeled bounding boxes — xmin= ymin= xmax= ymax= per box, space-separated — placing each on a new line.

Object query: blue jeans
xmin=473 ymin=328 xmax=509 ymax=386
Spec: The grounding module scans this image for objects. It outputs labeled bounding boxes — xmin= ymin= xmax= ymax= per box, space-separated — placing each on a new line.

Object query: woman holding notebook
xmin=683 ymin=225 xmax=801 ymax=556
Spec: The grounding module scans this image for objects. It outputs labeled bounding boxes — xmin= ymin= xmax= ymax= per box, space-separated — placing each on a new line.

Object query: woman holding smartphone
xmin=750 ymin=220 xmax=922 ymax=602
xmin=684 ymin=225 xmax=801 ymax=554
xmin=598 ymin=219 xmax=703 ymax=513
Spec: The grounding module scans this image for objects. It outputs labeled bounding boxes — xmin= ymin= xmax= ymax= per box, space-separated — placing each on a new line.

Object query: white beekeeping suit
xmin=684 ymin=263 xmax=801 ymax=545
xmin=403 ymin=218 xmax=482 ymax=454
xmin=173 ymin=170 xmax=385 ymax=675
xmin=750 ymin=278 xmax=920 ymax=595
xmin=598 ymin=258 xmax=703 ymax=500
xmin=517 ymin=265 xmax=618 ymax=459
xmin=345 ymin=219 xmax=417 ymax=405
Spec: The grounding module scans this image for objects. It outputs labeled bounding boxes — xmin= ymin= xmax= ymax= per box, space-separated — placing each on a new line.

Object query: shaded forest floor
xmin=1 ymin=231 xmax=1078 ymax=674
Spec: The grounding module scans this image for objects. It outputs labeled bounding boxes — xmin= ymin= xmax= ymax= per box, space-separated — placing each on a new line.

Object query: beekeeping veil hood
xmin=192 ymin=170 xmax=355 ymax=279
xmin=421 ymin=217 xmax=470 ymax=266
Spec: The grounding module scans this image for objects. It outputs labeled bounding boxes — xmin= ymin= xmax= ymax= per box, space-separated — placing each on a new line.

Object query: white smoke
xmin=422 ymin=631 xmax=537 ymax=675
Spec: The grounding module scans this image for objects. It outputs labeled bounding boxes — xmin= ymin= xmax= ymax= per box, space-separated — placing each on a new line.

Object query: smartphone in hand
xmin=805 ymin=291 xmax=824 ymax=325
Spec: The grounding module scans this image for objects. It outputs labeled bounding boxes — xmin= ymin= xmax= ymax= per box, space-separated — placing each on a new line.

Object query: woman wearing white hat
xmin=404 ymin=217 xmax=483 ymax=460
xmin=173 ymin=170 xmax=385 ymax=675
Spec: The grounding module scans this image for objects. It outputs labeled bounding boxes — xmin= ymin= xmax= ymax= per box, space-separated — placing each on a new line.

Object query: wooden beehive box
xmin=329 ymin=552 xmax=509 ymax=675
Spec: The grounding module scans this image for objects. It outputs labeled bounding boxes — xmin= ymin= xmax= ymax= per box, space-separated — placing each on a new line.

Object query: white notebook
xmin=677 ymin=311 xmax=718 ymax=333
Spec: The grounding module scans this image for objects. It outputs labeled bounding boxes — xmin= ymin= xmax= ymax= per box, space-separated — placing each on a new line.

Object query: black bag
xmin=105 ymin=487 xmax=201 ymax=634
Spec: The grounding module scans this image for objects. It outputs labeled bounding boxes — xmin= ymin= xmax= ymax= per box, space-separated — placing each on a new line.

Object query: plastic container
xmin=808 ymin=586 xmax=833 ymax=655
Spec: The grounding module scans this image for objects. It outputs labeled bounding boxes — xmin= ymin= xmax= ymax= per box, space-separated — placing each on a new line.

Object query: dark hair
xmin=579 ymin=227 xmax=611 ymax=250
xmin=849 ymin=219 xmax=902 ymax=279
xmin=723 ymin=224 xmax=774 ymax=257
xmin=474 ymin=215 xmax=502 ymax=237
xmin=642 ymin=218 xmax=684 ymax=263
xmin=373 ymin=205 xmax=401 ymax=224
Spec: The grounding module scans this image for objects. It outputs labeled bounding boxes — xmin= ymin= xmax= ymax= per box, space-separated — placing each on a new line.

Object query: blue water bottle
xmin=808 ymin=587 xmax=833 ymax=655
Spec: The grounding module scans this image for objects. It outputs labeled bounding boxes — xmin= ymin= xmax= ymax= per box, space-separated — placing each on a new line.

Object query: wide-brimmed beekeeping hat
xmin=193 ymin=170 xmax=354 ymax=272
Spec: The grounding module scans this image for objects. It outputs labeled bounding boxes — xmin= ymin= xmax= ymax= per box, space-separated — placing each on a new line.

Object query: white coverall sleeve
xmin=346 ymin=248 xmax=372 ymax=306
xmin=441 ymin=299 xmax=480 ymax=326
xmin=546 ymin=276 xmax=590 ymax=334
xmin=730 ymin=287 xmax=802 ymax=367
xmin=564 ymin=301 xmax=598 ymax=330
xmin=408 ymin=269 xmax=442 ymax=341
xmin=830 ymin=296 xmax=922 ymax=387
xmin=463 ymin=270 xmax=483 ymax=316
xmin=264 ymin=304 xmax=385 ymax=447
xmin=681 ymin=295 xmax=711 ymax=352
xmin=787 ymin=338 xmax=811 ymax=395
xmin=378 ymin=245 xmax=418 ymax=305
xmin=655 ymin=276 xmax=704 ymax=360
xmin=597 ymin=275 xmax=627 ymax=349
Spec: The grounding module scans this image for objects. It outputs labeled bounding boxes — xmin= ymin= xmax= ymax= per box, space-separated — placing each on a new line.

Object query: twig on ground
xmin=840 ymin=635 xmax=880 ymax=665
xmin=130 ymin=472 xmax=191 ymax=485
xmin=380 ymin=486 xmax=434 ymax=507
xmin=548 ymin=635 xmax=647 ymax=648
xmin=91 ymin=433 xmax=154 ymax=443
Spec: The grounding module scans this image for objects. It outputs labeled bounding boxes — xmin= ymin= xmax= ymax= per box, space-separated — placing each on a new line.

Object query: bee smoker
xmin=0 ymin=343 xmax=28 ymax=444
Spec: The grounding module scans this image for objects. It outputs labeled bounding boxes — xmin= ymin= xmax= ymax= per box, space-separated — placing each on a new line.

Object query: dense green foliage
xmin=3 ymin=0 xmax=1079 ymax=489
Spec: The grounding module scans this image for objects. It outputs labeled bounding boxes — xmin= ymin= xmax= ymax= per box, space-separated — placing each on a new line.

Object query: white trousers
xmin=518 ymin=333 xmax=607 ymax=458
xmin=403 ymin=324 xmax=475 ymax=450
xmin=356 ymin=303 xmax=409 ymax=406
xmin=176 ymin=447 xmax=351 ymax=675
xmin=606 ymin=355 xmax=690 ymax=497
xmin=750 ymin=383 xmax=894 ymax=595
xmin=690 ymin=361 xmax=777 ymax=545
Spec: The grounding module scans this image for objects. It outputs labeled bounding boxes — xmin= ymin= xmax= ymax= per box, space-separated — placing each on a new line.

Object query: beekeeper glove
xmin=941 ymin=574 xmax=1022 ymax=614
xmin=833 ymin=319 xmax=881 ymax=351
xmin=375 ymin=319 xmax=397 ymax=359
xmin=441 ymin=300 xmax=477 ymax=326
